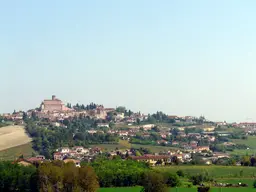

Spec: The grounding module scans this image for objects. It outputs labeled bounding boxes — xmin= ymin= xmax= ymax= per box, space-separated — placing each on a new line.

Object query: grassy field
xmin=230 ymin=136 xmax=256 ymax=156
xmin=90 ymin=140 xmax=177 ymax=153
xmin=98 ymin=187 xmax=256 ymax=192
xmin=154 ymin=165 xmax=256 ymax=178
xmin=0 ymin=143 xmax=36 ymax=160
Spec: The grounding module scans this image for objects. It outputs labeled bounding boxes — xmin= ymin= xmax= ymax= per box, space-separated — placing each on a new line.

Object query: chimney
xmin=52 ymin=95 xmax=56 ymax=100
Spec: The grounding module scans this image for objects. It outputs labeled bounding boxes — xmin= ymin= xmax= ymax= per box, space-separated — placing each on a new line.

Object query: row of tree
xmin=0 ymin=161 xmax=99 ymax=192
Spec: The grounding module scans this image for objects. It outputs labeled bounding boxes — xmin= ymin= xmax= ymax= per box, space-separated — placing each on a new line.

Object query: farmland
xmin=0 ymin=143 xmax=36 ymax=160
xmin=154 ymin=165 xmax=256 ymax=178
xmin=231 ymin=136 xmax=256 ymax=156
xmin=0 ymin=125 xmax=32 ymax=151
xmin=98 ymin=187 xmax=256 ymax=192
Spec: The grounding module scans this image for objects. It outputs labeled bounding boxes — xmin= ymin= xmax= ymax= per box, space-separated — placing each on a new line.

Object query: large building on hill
xmin=40 ymin=95 xmax=71 ymax=113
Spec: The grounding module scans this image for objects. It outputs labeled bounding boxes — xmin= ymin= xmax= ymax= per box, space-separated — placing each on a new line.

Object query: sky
xmin=1 ymin=0 xmax=256 ymax=122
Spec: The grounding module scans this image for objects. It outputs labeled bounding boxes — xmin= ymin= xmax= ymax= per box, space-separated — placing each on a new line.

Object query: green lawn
xmin=0 ymin=143 xmax=37 ymax=160
xmin=230 ymin=136 xmax=256 ymax=156
xmin=232 ymin=136 xmax=256 ymax=149
xmin=98 ymin=187 xmax=256 ymax=192
xmin=154 ymin=165 xmax=256 ymax=178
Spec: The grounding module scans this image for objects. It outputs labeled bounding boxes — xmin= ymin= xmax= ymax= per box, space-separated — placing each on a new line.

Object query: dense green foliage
xmin=0 ymin=161 xmax=37 ymax=192
xmin=25 ymin=118 xmax=118 ymax=158
xmin=141 ymin=171 xmax=167 ymax=192
xmin=88 ymin=158 xmax=150 ymax=187
xmin=38 ymin=161 xmax=99 ymax=192
xmin=0 ymin=161 xmax=99 ymax=192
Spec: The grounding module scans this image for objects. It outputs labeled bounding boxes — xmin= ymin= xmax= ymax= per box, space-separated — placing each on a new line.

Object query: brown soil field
xmin=0 ymin=125 xmax=32 ymax=151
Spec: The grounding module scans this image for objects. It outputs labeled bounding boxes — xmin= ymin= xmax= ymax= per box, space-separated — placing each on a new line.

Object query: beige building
xmin=40 ymin=95 xmax=71 ymax=113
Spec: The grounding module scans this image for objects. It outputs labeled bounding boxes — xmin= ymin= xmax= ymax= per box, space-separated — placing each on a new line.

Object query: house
xmin=116 ymin=113 xmax=125 ymax=119
xmin=141 ymin=124 xmax=155 ymax=131
xmin=63 ymin=159 xmax=81 ymax=167
xmin=131 ymin=155 xmax=170 ymax=166
xmin=157 ymin=140 xmax=169 ymax=145
xmin=196 ymin=146 xmax=210 ymax=152
xmin=15 ymin=155 xmax=46 ymax=166
xmin=119 ymin=131 xmax=129 ymax=137
xmin=59 ymin=147 xmax=70 ymax=153
xmin=51 ymin=122 xmax=61 ymax=127
xmin=168 ymin=116 xmax=178 ymax=119
xmin=182 ymin=153 xmax=191 ymax=160
xmin=172 ymin=141 xmax=179 ymax=146
xmin=16 ymin=159 xmax=33 ymax=167
xmin=97 ymin=123 xmax=109 ymax=128
xmin=54 ymin=152 xmax=64 ymax=160
xmin=213 ymin=152 xmax=230 ymax=159
xmin=87 ymin=130 xmax=97 ymax=134
xmin=203 ymin=126 xmax=215 ymax=132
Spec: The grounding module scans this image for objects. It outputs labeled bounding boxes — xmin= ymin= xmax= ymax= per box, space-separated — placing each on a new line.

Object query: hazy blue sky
xmin=1 ymin=0 xmax=256 ymax=122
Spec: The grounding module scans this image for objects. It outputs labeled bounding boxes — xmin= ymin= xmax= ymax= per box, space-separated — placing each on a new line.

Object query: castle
xmin=40 ymin=95 xmax=71 ymax=113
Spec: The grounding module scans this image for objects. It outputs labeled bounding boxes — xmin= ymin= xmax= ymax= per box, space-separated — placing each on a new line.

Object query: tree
xmin=251 ymin=157 xmax=256 ymax=166
xmin=141 ymin=171 xmax=167 ymax=192
xmin=148 ymin=116 xmax=156 ymax=124
xmin=164 ymin=173 xmax=181 ymax=187
xmin=116 ymin=106 xmax=126 ymax=113
xmin=78 ymin=166 xmax=99 ymax=192
xmin=241 ymin=155 xmax=250 ymax=166
xmin=23 ymin=112 xmax=28 ymax=120
xmin=136 ymin=118 xmax=141 ymax=125
xmin=62 ymin=163 xmax=79 ymax=192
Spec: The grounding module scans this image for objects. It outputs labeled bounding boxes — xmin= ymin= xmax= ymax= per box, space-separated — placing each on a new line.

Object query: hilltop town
xmin=1 ymin=95 xmax=255 ymax=167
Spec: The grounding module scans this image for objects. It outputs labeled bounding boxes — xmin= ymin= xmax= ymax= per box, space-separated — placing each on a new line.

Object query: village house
xmin=196 ymin=146 xmax=210 ymax=152
xmin=118 ymin=131 xmax=129 ymax=137
xmin=97 ymin=123 xmax=109 ymax=128
xmin=87 ymin=130 xmax=97 ymax=134
xmin=15 ymin=155 xmax=46 ymax=166
xmin=94 ymin=106 xmax=107 ymax=119
xmin=54 ymin=152 xmax=64 ymax=160
xmin=73 ymin=146 xmax=89 ymax=154
xmin=141 ymin=124 xmax=155 ymax=131
xmin=59 ymin=147 xmax=70 ymax=154
xmin=131 ymin=155 xmax=170 ymax=166
xmin=171 ymin=141 xmax=179 ymax=146
xmin=203 ymin=126 xmax=215 ymax=132
xmin=107 ymin=130 xmax=117 ymax=134
xmin=157 ymin=140 xmax=169 ymax=145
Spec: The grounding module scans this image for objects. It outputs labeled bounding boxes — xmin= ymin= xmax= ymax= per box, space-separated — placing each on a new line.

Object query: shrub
xmin=198 ymin=186 xmax=210 ymax=192
xmin=253 ymin=180 xmax=256 ymax=188
xmin=176 ymin=170 xmax=185 ymax=177
xmin=163 ymin=173 xmax=181 ymax=187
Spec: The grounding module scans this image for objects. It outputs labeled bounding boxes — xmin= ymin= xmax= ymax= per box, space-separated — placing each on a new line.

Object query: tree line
xmin=0 ymin=161 xmax=98 ymax=192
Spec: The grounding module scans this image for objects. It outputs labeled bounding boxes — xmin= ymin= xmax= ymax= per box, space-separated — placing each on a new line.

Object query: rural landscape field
xmin=98 ymin=187 xmax=256 ymax=192
xmin=0 ymin=125 xmax=32 ymax=151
